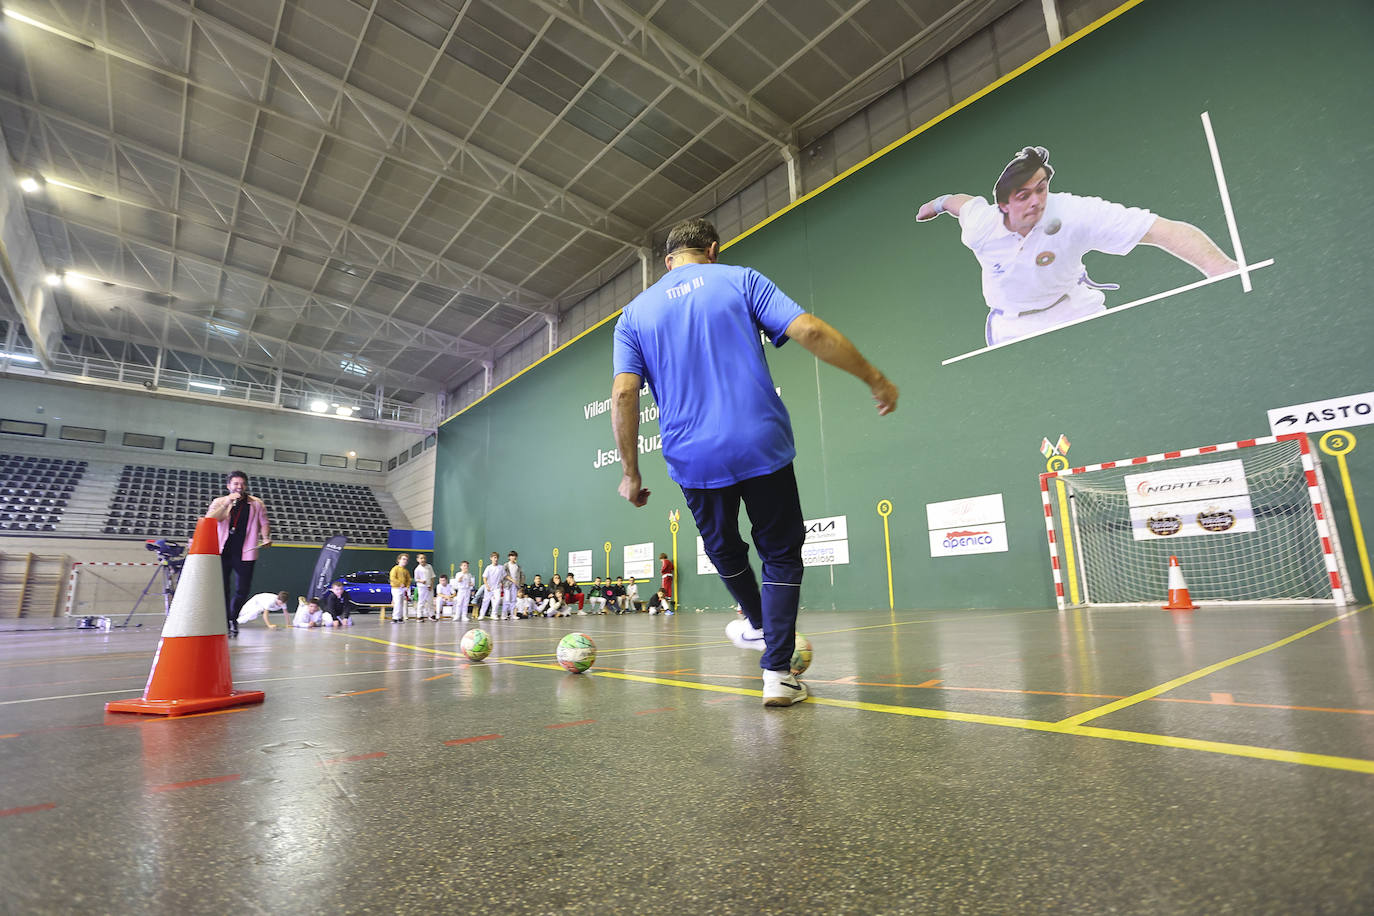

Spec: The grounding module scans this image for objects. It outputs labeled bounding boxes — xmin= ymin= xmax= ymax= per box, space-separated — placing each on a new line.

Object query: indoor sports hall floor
xmin=2 ymin=604 xmax=1372 ymax=914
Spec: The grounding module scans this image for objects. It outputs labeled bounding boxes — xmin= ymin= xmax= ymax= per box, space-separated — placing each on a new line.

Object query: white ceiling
xmin=0 ymin=0 xmax=1028 ymax=406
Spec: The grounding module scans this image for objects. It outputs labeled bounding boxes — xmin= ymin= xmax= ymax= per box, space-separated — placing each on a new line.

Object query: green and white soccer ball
xmin=791 ymin=633 xmax=813 ymax=676
xmin=556 ymin=632 xmax=597 ymax=673
xmin=460 ymin=627 xmax=492 ymax=661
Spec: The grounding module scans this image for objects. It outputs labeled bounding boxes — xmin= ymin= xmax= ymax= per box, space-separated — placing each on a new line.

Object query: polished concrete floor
xmin=2 ymin=604 xmax=1373 ymax=914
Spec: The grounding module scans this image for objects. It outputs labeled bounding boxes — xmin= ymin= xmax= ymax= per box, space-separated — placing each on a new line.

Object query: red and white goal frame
xmin=1038 ymin=432 xmax=1350 ymax=610
xmin=64 ymin=561 xmax=159 ymax=617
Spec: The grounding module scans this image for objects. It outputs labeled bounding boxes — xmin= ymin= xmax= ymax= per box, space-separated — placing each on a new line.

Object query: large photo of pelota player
xmin=916 ymin=146 xmax=1237 ymax=349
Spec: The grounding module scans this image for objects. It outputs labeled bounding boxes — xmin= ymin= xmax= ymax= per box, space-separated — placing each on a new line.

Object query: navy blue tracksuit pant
xmin=682 ymin=463 xmax=805 ymax=673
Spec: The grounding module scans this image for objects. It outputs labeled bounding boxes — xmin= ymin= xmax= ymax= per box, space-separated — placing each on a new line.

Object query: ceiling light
xmin=335 ymin=406 xmax=354 ymax=418
xmin=19 ymin=176 xmax=40 ymax=193
xmin=44 ymin=273 xmax=62 ymax=286
xmin=0 ymin=352 xmax=40 ymax=364
xmin=61 ymin=271 xmax=87 ymax=287
xmin=347 ymin=451 xmax=357 ymax=458
xmin=309 ymin=400 xmax=329 ymax=413
xmin=189 ymin=380 xmax=225 ymax=392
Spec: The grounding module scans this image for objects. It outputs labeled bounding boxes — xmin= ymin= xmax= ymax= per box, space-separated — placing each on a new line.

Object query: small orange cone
xmin=1161 ymin=555 xmax=1199 ymax=611
xmin=106 ymin=517 xmax=265 ymax=716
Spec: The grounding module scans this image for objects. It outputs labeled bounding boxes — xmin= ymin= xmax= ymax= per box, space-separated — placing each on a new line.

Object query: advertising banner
xmin=927 ymin=494 xmax=1007 ymax=557
xmin=623 ymin=541 xmax=654 ymax=579
xmin=1124 ymin=459 xmax=1248 ymax=508
xmin=929 ymin=523 xmax=1009 ymax=557
xmin=567 ymin=549 xmax=593 ymax=582
xmin=1129 ymin=497 xmax=1256 ymax=540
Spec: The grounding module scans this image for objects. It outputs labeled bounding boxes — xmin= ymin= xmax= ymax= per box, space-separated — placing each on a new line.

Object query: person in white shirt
xmin=435 ymin=575 xmax=457 ymax=618
xmin=916 ymin=146 xmax=1237 ymax=347
xmin=502 ymin=551 xmax=524 ymax=619
xmin=453 ymin=561 xmax=475 ymax=621
xmin=542 ymin=587 xmax=568 ymax=617
xmin=478 ymin=553 xmax=507 ymax=620
xmin=413 ymin=554 xmax=436 ymax=620
xmin=235 ymin=590 xmax=291 ymax=629
xmin=513 ymin=587 xmax=538 ymax=619
xmin=623 ymin=578 xmax=642 ymax=613
xmin=292 ymin=598 xmax=324 ymax=628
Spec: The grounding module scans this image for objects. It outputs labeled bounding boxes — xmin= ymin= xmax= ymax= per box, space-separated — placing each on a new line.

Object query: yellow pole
xmin=669 ymin=510 xmax=680 ymax=611
xmin=1320 ymin=430 xmax=1371 ymax=602
xmin=604 ymin=541 xmax=612 ymax=580
xmin=1046 ymin=456 xmax=1081 ymax=607
xmin=877 ymin=499 xmax=894 ymax=610
xmin=552 ymin=547 xmax=559 ymax=579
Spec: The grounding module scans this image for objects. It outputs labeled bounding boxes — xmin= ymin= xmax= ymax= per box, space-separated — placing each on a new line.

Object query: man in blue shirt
xmin=612 ymin=218 xmax=898 ymax=707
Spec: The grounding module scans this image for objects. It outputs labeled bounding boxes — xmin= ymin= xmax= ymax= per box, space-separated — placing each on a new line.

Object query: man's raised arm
xmin=1140 ymin=217 xmax=1238 ymax=277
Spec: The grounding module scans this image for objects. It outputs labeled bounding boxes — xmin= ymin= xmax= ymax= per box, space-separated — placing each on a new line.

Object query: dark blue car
xmin=332 ymin=570 xmax=393 ymax=610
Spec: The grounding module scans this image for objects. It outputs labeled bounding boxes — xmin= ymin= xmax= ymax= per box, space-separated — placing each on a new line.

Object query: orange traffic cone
xmin=106 ymin=517 xmax=266 ymax=716
xmin=1161 ymin=555 xmax=1199 ymax=611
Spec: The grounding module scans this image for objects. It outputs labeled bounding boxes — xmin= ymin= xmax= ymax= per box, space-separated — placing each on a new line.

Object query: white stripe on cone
xmin=160 ymin=553 xmax=227 ymax=638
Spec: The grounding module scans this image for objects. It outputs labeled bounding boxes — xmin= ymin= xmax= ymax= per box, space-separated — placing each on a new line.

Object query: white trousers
xmin=390 ymin=586 xmax=409 ymax=621
xmin=478 ymin=589 xmax=502 ymax=619
xmin=415 ymin=585 xmax=433 ymax=617
xmin=985 ymin=286 xmax=1105 ymax=346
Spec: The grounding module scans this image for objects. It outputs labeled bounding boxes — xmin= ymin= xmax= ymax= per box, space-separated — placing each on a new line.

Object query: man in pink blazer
xmin=206 ymin=470 xmax=272 ymax=636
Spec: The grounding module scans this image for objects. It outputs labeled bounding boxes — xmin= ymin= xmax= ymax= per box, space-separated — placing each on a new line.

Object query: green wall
xmin=435 ymin=0 xmax=1374 ymax=610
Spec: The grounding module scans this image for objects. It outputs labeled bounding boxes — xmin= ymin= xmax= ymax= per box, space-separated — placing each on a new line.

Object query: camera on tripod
xmin=145 ymin=538 xmax=185 ymax=569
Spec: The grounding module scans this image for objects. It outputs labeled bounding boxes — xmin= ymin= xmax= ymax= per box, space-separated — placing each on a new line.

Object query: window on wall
xmin=387 ymin=456 xmax=398 ymax=471
xmin=176 ymin=438 xmax=215 ymax=455
xmin=424 ymin=433 xmax=436 ymax=450
xmin=0 ymin=419 xmax=47 ymax=437
xmin=409 ymin=442 xmax=423 ymax=459
xmin=356 ymin=458 xmax=383 ymax=472
xmin=123 ymin=432 xmax=164 ymax=449
xmin=60 ymin=425 xmax=106 ymax=443
xmin=320 ymin=454 xmax=348 ymax=468
xmin=228 ymin=444 xmax=264 ymax=460
xmin=397 ymin=450 xmax=409 ymax=466
xmin=274 ymin=449 xmax=307 ymax=464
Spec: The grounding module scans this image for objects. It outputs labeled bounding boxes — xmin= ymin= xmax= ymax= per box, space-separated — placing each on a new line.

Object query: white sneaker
xmin=761 ymin=669 xmax=808 ymax=707
xmin=577 ymin=610 xmax=587 ymax=616
xmin=725 ymin=618 xmax=765 ymax=651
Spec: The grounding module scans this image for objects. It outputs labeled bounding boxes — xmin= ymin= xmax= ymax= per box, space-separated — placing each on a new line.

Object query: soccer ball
xmin=791 ymin=633 xmax=813 ymax=676
xmin=556 ymin=632 xmax=596 ymax=673
xmin=460 ymin=628 xmax=492 ymax=661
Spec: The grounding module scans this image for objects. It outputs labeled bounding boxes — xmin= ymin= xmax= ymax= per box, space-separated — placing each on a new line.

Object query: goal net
xmin=66 ymin=561 xmax=175 ymax=620
xmin=1039 ymin=434 xmax=1351 ymax=607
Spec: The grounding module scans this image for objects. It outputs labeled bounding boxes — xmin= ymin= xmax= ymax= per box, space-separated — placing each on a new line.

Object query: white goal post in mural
xmin=1039 ymin=433 xmax=1352 ymax=608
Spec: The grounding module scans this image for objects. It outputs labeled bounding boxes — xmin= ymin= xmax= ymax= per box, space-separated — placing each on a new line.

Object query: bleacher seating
xmin=105 ymin=465 xmax=391 ymax=546
xmin=0 ymin=454 xmax=87 ymax=532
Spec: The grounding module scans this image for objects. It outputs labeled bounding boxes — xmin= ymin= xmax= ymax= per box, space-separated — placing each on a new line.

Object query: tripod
xmin=121 ymin=556 xmax=184 ymax=627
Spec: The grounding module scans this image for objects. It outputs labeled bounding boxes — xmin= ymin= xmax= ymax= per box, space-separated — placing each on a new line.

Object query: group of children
xmin=386 ymin=550 xmax=675 ymax=622
xmin=233 ymin=547 xmax=677 ymax=631
xmin=233 ymin=580 xmax=360 ymax=629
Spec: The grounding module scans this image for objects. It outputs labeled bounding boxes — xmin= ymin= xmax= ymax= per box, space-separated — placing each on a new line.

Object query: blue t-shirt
xmin=612 ymin=262 xmax=805 ymax=489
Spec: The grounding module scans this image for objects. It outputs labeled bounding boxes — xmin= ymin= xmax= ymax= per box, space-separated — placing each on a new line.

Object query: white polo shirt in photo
xmin=958 ymin=191 xmax=1155 ymax=315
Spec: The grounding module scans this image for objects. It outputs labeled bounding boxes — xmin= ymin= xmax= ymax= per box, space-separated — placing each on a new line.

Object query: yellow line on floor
xmin=1057 ymin=605 xmax=1371 ymax=728
xmin=504 ymin=659 xmax=1374 ymax=774
xmin=342 ymin=632 xmax=465 ymax=658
